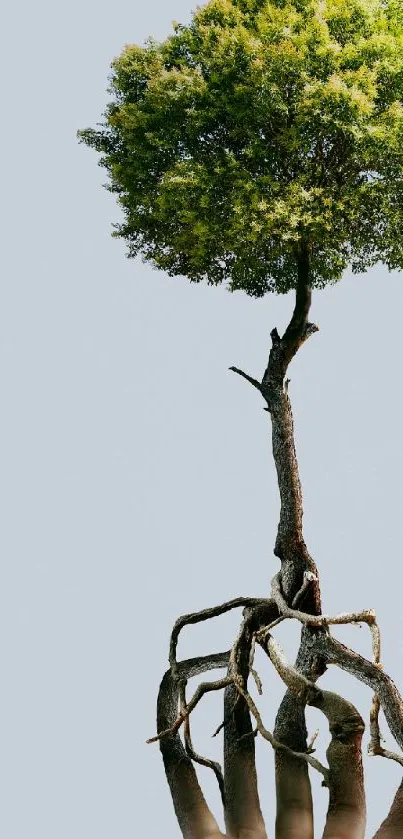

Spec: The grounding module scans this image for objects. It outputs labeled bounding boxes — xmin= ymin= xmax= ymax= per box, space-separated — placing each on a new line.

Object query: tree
xmin=79 ymin=0 xmax=403 ymax=836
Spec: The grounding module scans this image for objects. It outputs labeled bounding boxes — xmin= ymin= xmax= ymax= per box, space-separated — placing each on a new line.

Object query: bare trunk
xmin=261 ymin=248 xmax=323 ymax=838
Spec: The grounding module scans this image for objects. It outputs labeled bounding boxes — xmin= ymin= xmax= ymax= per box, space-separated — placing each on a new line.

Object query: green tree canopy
xmin=79 ymin=0 xmax=403 ymax=296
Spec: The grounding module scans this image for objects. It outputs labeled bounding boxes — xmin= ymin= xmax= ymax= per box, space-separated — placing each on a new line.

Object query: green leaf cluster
xmin=79 ymin=0 xmax=403 ymax=295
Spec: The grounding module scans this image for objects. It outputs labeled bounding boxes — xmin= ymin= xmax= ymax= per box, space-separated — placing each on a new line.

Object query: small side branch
xmin=369 ymin=694 xmax=403 ymax=767
xmin=270 ymin=571 xmax=378 ymax=634
xmin=148 ymin=675 xmax=233 ymax=744
xmin=263 ymin=633 xmax=321 ymax=706
xmin=169 ymin=596 xmax=271 ymax=677
xmin=233 ymin=677 xmax=329 ymax=782
xmin=229 ymin=366 xmax=262 ymax=393
xmin=179 ymin=682 xmax=226 ymax=807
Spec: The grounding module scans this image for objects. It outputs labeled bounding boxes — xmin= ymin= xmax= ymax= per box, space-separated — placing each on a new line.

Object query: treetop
xmin=79 ymin=0 xmax=403 ymax=296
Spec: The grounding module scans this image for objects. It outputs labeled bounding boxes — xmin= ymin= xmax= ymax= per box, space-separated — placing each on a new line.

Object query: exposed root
xmin=179 ymin=681 xmax=226 ymax=807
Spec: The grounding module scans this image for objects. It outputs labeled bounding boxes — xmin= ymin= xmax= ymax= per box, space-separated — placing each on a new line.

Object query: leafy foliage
xmin=79 ymin=0 xmax=403 ymax=295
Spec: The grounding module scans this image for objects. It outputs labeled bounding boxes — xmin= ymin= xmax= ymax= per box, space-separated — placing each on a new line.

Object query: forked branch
xmin=169 ymin=596 xmax=272 ymax=677
xmin=148 ymin=674 xmax=233 ymax=744
xmin=270 ymin=571 xmax=380 ymax=652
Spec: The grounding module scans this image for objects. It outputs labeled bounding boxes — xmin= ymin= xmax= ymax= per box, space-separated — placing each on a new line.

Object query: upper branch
xmin=281 ymin=244 xmax=317 ymax=368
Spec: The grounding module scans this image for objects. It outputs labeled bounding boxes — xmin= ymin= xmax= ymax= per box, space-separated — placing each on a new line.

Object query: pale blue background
xmin=1 ymin=1 xmax=402 ymax=836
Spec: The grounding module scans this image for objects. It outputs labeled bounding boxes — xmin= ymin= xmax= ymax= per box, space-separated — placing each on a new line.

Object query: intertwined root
xmin=148 ymin=576 xmax=403 ymax=838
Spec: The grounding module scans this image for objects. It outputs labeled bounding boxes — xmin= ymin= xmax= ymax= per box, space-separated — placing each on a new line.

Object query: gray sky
xmin=1 ymin=1 xmax=403 ymax=836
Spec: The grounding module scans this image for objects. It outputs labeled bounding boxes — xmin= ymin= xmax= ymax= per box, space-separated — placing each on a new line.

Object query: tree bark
xmin=223 ymin=604 xmax=276 ymax=839
xmin=157 ymin=653 xmax=229 ymax=839
xmin=314 ymin=692 xmax=366 ymax=839
xmin=260 ymin=247 xmax=323 ymax=838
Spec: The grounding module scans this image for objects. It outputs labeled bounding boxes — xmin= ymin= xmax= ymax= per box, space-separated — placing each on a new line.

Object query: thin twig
xmin=233 ymin=676 xmax=329 ymax=782
xmin=251 ymin=667 xmax=263 ymax=695
xmin=368 ymin=704 xmax=403 ymax=767
xmin=263 ymin=633 xmax=321 ymax=705
xmin=292 ymin=570 xmax=319 ymax=608
xmin=238 ymin=727 xmax=258 ymax=743
xmin=314 ymin=633 xmax=403 ymax=752
xmin=148 ymin=675 xmax=233 ymax=744
xmin=368 ymin=662 xmax=403 ymax=767
xmin=307 ymin=729 xmax=319 ymax=753
xmin=271 ymin=571 xmax=377 ymax=631
xmin=179 ymin=682 xmax=226 ymax=806
xmin=169 ymin=596 xmax=271 ymax=677
xmin=212 ymin=719 xmax=226 ymax=738
xmin=229 ymin=366 xmax=262 ymax=392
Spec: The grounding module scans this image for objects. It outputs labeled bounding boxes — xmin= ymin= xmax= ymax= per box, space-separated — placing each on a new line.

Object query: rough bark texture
xmin=273 ymin=640 xmax=317 ymax=839
xmin=223 ymin=604 xmax=277 ymax=839
xmin=263 ymin=631 xmax=366 ymax=839
xmin=260 ymin=249 xmax=320 ymax=604
xmin=259 ymin=249 xmax=323 ymax=838
xmin=158 ymin=654 xmax=229 ymax=839
xmin=315 ymin=634 xmax=403 ymax=751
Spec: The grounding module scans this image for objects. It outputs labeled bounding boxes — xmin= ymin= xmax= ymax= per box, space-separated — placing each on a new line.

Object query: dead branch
xmin=148 ymin=674 xmax=233 ymax=744
xmin=314 ymin=633 xmax=403 ymax=752
xmin=229 ymin=366 xmax=262 ymax=392
xmin=169 ymin=597 xmax=272 ymax=677
xmin=179 ymin=682 xmax=226 ymax=807
xmin=263 ymin=634 xmax=321 ymax=706
xmin=271 ymin=570 xmax=377 ymax=632
xmin=369 ymin=694 xmax=403 ymax=767
xmin=233 ymin=677 xmax=329 ymax=782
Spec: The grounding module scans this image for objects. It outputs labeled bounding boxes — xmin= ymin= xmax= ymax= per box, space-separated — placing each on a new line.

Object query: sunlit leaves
xmin=79 ymin=0 xmax=403 ymax=296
